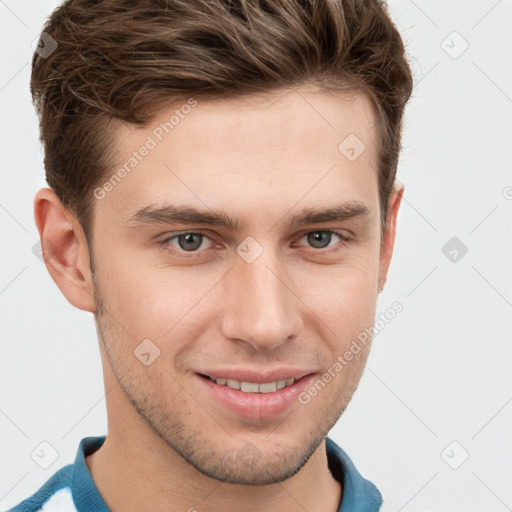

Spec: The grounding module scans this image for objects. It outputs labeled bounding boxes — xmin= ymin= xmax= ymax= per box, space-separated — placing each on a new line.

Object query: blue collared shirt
xmin=6 ymin=436 xmax=382 ymax=511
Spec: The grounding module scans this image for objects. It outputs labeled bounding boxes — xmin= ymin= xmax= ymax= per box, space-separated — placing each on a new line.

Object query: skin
xmin=34 ymin=84 xmax=403 ymax=512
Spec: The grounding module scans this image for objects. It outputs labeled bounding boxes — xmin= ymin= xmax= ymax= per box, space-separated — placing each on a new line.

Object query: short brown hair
xmin=31 ymin=0 xmax=413 ymax=245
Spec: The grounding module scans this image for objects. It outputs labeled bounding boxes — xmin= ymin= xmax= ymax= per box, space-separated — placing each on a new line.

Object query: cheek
xmin=298 ymin=253 xmax=379 ymax=317
xmin=292 ymin=254 xmax=379 ymax=364
xmin=96 ymin=252 xmax=225 ymax=347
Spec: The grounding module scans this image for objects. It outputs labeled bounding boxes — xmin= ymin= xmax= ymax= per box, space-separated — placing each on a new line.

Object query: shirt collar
xmin=71 ymin=436 xmax=110 ymax=512
xmin=326 ymin=437 xmax=382 ymax=511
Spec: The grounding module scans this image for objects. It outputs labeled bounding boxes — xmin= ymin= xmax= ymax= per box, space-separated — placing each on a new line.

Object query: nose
xmin=219 ymin=248 xmax=303 ymax=351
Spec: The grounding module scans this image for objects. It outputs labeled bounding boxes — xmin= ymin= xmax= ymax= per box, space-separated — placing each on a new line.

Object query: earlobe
xmin=34 ymin=187 xmax=96 ymax=313
xmin=378 ymin=181 xmax=404 ymax=294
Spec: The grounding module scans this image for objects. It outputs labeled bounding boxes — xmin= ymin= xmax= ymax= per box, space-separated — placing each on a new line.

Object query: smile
xmin=197 ymin=372 xmax=315 ymax=418
xmin=207 ymin=376 xmax=296 ymax=393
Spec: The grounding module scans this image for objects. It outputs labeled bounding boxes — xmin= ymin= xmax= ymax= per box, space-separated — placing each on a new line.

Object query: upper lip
xmin=197 ymin=368 xmax=314 ymax=383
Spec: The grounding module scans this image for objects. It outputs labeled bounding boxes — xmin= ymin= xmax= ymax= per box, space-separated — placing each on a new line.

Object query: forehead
xmin=96 ymin=86 xmax=379 ymax=225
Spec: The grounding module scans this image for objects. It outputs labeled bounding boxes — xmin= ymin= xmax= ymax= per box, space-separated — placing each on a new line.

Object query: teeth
xmin=259 ymin=381 xmax=277 ymax=393
xmin=240 ymin=381 xmax=259 ymax=393
xmin=226 ymin=379 xmax=240 ymax=390
xmin=211 ymin=377 xmax=296 ymax=393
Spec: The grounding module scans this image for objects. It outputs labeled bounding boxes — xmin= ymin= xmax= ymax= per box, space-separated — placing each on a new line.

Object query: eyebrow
xmin=126 ymin=201 xmax=370 ymax=231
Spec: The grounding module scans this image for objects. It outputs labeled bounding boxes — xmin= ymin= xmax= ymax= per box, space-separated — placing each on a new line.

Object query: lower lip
xmin=196 ymin=373 xmax=315 ymax=418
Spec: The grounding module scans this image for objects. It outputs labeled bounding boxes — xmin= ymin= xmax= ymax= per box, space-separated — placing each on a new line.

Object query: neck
xmin=86 ymin=417 xmax=341 ymax=512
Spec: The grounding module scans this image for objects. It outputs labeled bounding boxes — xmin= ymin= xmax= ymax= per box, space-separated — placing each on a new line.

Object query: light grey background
xmin=1 ymin=1 xmax=511 ymax=510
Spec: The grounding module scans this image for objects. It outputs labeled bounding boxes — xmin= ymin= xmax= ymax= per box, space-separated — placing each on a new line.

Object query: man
xmin=9 ymin=0 xmax=412 ymax=510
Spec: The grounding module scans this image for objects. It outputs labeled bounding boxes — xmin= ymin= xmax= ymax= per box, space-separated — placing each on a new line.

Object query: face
xmin=88 ymin=85 xmax=393 ymax=485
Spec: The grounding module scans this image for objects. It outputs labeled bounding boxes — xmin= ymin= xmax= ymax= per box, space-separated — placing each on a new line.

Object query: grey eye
xmin=175 ymin=233 xmax=205 ymax=252
xmin=305 ymin=231 xmax=335 ymax=249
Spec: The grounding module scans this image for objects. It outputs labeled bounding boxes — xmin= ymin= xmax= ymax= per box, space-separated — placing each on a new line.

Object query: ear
xmin=378 ymin=181 xmax=404 ymax=294
xmin=34 ymin=187 xmax=96 ymax=312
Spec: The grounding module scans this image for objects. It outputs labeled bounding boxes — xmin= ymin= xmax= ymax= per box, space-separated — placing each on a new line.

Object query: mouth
xmin=195 ymin=371 xmax=315 ymax=418
xmin=199 ymin=374 xmax=298 ymax=394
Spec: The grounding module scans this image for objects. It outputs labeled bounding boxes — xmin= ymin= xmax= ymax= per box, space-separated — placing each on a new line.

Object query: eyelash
xmin=158 ymin=229 xmax=351 ymax=258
